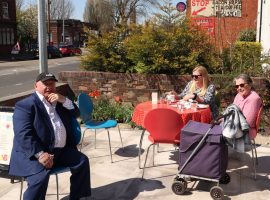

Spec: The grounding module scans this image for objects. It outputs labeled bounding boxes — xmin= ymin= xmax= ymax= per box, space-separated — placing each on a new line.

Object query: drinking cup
xmin=191 ymin=102 xmax=197 ymax=111
xmin=166 ymin=94 xmax=175 ymax=103
xmin=177 ymin=102 xmax=184 ymax=111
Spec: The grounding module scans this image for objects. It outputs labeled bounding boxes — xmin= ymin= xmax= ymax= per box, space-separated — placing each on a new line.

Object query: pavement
xmin=0 ymin=125 xmax=269 ymax=200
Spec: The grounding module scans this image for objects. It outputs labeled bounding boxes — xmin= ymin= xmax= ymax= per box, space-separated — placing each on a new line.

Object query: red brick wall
xmin=186 ymin=0 xmax=258 ymax=49
xmin=58 ymin=71 xmax=269 ymax=108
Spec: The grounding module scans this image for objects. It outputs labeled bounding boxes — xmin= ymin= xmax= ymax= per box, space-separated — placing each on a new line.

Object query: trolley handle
xmin=210 ymin=110 xmax=234 ymax=127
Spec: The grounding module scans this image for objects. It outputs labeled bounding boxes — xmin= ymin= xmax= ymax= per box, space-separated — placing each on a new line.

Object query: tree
xmin=83 ymin=0 xmax=158 ymax=33
xmin=111 ymin=0 xmax=158 ymax=25
xmin=83 ymin=0 xmax=114 ymax=32
xmin=16 ymin=3 xmax=38 ymax=49
xmin=151 ymin=0 xmax=185 ymax=30
xmin=49 ymin=0 xmax=75 ymax=20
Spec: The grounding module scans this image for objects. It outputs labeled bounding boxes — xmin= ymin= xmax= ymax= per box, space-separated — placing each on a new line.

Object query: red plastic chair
xmin=139 ymin=108 xmax=184 ymax=179
xmin=250 ymin=104 xmax=263 ymax=179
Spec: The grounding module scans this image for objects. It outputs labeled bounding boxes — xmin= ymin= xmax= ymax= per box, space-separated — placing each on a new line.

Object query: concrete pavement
xmin=0 ymin=125 xmax=269 ymax=200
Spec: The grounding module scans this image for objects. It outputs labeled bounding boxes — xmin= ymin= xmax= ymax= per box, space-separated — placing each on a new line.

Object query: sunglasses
xmin=234 ymin=83 xmax=247 ymax=89
xmin=191 ymin=74 xmax=202 ymax=79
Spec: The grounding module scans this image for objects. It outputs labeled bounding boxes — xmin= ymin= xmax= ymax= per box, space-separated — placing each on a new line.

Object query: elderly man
xmin=9 ymin=72 xmax=91 ymax=200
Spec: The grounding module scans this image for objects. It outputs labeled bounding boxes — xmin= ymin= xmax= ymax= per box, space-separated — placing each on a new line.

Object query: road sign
xmin=191 ymin=0 xmax=214 ymax=17
xmin=176 ymin=2 xmax=186 ymax=12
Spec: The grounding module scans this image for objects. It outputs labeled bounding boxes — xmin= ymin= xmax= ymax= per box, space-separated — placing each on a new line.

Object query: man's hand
xmin=38 ymin=152 xmax=54 ymax=169
xmin=47 ymin=93 xmax=66 ymax=104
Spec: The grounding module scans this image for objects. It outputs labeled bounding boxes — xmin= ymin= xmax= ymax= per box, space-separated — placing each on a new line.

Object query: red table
xmin=132 ymin=101 xmax=212 ymax=128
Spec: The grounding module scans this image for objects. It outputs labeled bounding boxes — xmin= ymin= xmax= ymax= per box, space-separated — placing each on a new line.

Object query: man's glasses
xmin=191 ymin=74 xmax=202 ymax=79
xmin=235 ymin=83 xmax=247 ymax=89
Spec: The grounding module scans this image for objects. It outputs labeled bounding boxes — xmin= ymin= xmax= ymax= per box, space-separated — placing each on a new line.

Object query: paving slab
xmin=0 ymin=127 xmax=269 ymax=200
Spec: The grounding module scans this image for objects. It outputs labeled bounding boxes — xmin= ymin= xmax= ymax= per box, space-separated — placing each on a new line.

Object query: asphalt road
xmin=0 ymin=56 xmax=81 ymax=98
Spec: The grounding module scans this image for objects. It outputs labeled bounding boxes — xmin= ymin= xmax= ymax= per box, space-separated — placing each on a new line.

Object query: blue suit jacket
xmin=9 ymin=93 xmax=79 ymax=177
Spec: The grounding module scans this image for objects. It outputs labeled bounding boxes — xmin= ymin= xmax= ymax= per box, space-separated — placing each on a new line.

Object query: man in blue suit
xmin=9 ymin=72 xmax=91 ymax=200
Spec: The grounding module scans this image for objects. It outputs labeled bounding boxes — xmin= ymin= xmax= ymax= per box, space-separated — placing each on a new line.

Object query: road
xmin=0 ymin=56 xmax=81 ymax=98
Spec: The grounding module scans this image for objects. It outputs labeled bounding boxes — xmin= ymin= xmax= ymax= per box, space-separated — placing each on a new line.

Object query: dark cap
xmin=36 ymin=72 xmax=58 ymax=82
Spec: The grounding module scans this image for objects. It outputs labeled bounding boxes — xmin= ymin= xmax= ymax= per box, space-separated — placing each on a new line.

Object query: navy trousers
xmin=24 ymin=147 xmax=91 ymax=200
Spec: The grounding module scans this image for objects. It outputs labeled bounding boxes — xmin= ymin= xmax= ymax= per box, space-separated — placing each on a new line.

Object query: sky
xmin=73 ymin=0 xmax=186 ymax=21
xmin=73 ymin=0 xmax=87 ymax=21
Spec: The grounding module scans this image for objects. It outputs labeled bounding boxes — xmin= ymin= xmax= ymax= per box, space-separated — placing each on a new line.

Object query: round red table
xmin=132 ymin=101 xmax=212 ymax=128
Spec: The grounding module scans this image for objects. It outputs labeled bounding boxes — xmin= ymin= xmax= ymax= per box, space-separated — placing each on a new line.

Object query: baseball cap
xmin=36 ymin=72 xmax=58 ymax=82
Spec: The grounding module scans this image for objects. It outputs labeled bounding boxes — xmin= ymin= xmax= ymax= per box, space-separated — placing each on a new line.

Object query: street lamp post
xmin=62 ymin=0 xmax=65 ymax=43
xmin=47 ymin=0 xmax=51 ymax=44
xmin=38 ymin=0 xmax=48 ymax=73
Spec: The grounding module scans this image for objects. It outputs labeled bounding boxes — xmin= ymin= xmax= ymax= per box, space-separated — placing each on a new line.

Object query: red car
xmin=59 ymin=45 xmax=82 ymax=56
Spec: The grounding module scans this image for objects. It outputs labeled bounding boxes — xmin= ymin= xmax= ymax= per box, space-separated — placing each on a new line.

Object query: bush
xmin=221 ymin=42 xmax=263 ymax=76
xmin=91 ymin=96 xmax=134 ymax=124
xmin=81 ymin=20 xmax=219 ymax=74
xmin=231 ymin=42 xmax=262 ymax=76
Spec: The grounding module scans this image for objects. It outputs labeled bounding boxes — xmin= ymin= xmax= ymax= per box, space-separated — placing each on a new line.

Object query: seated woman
xmin=172 ymin=65 xmax=219 ymax=119
xmin=233 ymin=74 xmax=262 ymax=139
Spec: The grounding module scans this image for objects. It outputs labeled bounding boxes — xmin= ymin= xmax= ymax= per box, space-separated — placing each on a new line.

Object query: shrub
xmin=231 ymin=42 xmax=262 ymax=76
xmin=81 ymin=20 xmax=220 ymax=74
xmin=91 ymin=96 xmax=134 ymax=124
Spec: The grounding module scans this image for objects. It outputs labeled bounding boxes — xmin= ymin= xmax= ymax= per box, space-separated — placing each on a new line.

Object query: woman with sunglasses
xmin=172 ymin=65 xmax=219 ymax=119
xmin=233 ymin=74 xmax=262 ymax=139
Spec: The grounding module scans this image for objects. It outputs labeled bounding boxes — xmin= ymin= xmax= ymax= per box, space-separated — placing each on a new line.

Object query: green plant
xmin=231 ymin=41 xmax=262 ymax=76
xmin=91 ymin=96 xmax=134 ymax=124
xmin=81 ymin=20 xmax=220 ymax=74
xmin=238 ymin=29 xmax=256 ymax=42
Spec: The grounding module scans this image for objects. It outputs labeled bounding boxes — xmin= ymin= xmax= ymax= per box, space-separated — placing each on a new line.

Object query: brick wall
xmin=58 ymin=71 xmax=270 ymax=108
xmin=187 ymin=0 xmax=257 ymax=48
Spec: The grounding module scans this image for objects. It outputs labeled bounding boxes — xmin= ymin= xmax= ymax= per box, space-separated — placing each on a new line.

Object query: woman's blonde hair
xmin=189 ymin=65 xmax=210 ymax=96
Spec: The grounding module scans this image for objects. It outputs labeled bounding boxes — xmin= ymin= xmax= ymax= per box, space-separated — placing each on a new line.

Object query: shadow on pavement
xmin=114 ymin=144 xmax=144 ymax=158
xmin=91 ymin=178 xmax=165 ymax=200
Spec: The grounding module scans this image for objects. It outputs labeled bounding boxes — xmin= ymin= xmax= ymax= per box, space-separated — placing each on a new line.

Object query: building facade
xmin=49 ymin=19 xmax=89 ymax=47
xmin=256 ymin=0 xmax=270 ymax=54
xmin=0 ymin=0 xmax=17 ymax=57
xmin=186 ymin=0 xmax=258 ymax=49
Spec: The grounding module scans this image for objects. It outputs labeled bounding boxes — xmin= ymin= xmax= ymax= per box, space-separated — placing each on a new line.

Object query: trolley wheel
xmin=219 ymin=173 xmax=230 ymax=184
xmin=172 ymin=179 xmax=187 ymax=195
xmin=210 ymin=186 xmax=224 ymax=200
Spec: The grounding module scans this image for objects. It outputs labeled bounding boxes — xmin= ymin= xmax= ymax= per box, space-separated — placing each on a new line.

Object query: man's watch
xmin=192 ymin=93 xmax=197 ymax=100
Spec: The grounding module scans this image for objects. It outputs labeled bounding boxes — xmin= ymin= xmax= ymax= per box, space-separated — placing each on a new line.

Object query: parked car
xmin=33 ymin=45 xmax=62 ymax=59
xmin=47 ymin=46 xmax=62 ymax=58
xmin=59 ymin=45 xmax=74 ymax=56
xmin=71 ymin=45 xmax=82 ymax=55
xmin=59 ymin=45 xmax=82 ymax=56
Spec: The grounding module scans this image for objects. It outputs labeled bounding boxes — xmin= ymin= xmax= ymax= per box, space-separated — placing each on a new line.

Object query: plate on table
xmin=197 ymin=104 xmax=209 ymax=109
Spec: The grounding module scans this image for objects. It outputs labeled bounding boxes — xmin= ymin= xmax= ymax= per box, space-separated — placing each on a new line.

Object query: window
xmin=11 ymin=29 xmax=14 ymax=45
xmin=6 ymin=28 xmax=10 ymax=45
xmin=0 ymin=29 xmax=2 ymax=45
xmin=2 ymin=28 xmax=6 ymax=45
xmin=2 ymin=2 xmax=9 ymax=19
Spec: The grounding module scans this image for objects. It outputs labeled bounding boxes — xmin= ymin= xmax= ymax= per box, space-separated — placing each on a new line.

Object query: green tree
xmin=16 ymin=3 xmax=38 ymax=49
xmin=152 ymin=0 xmax=185 ymax=30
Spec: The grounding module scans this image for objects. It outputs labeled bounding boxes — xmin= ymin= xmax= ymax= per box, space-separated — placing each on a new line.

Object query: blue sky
xmin=73 ymin=0 xmax=186 ymax=21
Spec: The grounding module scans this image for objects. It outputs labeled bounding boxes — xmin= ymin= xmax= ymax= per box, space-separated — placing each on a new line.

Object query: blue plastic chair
xmin=19 ymin=118 xmax=82 ymax=200
xmin=77 ymin=92 xmax=124 ymax=163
